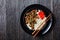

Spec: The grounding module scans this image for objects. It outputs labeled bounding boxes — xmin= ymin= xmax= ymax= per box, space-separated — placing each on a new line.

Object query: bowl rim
xmin=20 ymin=4 xmax=53 ymax=35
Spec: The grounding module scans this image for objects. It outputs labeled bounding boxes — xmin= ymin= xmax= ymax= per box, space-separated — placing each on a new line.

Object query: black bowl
xmin=20 ymin=4 xmax=53 ymax=36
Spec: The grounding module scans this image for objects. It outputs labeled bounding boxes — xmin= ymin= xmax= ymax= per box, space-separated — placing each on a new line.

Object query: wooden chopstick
xmin=32 ymin=14 xmax=51 ymax=35
xmin=33 ymin=15 xmax=51 ymax=37
xmin=33 ymin=14 xmax=51 ymax=37
xmin=32 ymin=14 xmax=51 ymax=37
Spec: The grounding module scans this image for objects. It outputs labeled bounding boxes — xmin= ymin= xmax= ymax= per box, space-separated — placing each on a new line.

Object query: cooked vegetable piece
xmin=25 ymin=10 xmax=38 ymax=29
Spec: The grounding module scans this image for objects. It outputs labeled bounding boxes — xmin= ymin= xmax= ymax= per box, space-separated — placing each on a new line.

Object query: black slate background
xmin=0 ymin=0 xmax=60 ymax=40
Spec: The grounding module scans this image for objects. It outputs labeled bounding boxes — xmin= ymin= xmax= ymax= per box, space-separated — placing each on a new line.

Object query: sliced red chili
xmin=38 ymin=11 xmax=45 ymax=19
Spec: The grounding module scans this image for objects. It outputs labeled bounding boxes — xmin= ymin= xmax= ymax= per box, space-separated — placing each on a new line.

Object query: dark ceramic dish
xmin=20 ymin=4 xmax=53 ymax=36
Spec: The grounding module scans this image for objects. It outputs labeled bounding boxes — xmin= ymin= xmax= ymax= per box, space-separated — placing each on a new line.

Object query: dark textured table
xmin=0 ymin=0 xmax=60 ymax=40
